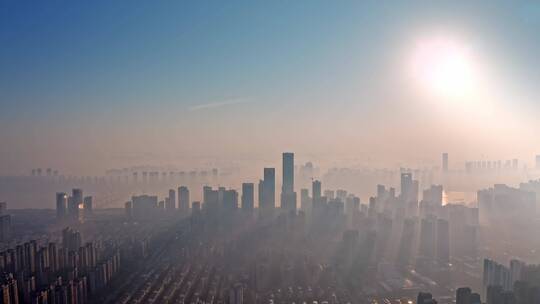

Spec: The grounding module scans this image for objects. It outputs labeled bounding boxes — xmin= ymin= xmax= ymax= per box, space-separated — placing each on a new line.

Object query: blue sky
xmin=1 ymin=1 xmax=540 ymax=174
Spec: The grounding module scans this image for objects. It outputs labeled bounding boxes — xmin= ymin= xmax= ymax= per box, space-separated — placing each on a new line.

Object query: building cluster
xmin=465 ymin=159 xmax=521 ymax=173
xmin=482 ymin=259 xmax=540 ymax=303
xmin=477 ymin=184 xmax=536 ymax=224
xmin=124 ymin=185 xmax=190 ymax=221
xmin=0 ymin=227 xmax=121 ymax=304
xmin=130 ymin=153 xmax=485 ymax=301
xmin=14 ymin=152 xmax=540 ymax=304
xmin=56 ymin=189 xmax=93 ymax=222
xmin=421 ymin=259 xmax=540 ymax=304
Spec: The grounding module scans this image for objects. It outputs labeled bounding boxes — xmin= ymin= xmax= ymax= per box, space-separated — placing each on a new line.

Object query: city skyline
xmin=2 ymin=2 xmax=540 ymax=303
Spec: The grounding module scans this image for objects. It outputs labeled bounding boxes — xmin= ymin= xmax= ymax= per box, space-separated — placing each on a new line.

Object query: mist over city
xmin=1 ymin=1 xmax=540 ymax=304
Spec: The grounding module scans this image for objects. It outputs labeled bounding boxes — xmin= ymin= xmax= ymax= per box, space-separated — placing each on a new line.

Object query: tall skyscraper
xmin=68 ymin=188 xmax=83 ymax=220
xmin=178 ymin=186 xmax=190 ymax=212
xmin=400 ymin=172 xmax=419 ymax=205
xmin=241 ymin=183 xmax=254 ymax=211
xmin=56 ymin=192 xmax=67 ymax=219
xmin=282 ymin=152 xmax=294 ymax=194
xmin=281 ymin=152 xmax=297 ymax=212
xmin=72 ymin=189 xmax=83 ymax=206
xmin=222 ymin=189 xmax=239 ymax=210
xmin=442 ymin=153 xmax=449 ymax=172
xmin=312 ymin=180 xmax=322 ymax=200
xmin=536 ymin=155 xmax=540 ymax=170
xmin=259 ymin=168 xmax=275 ymax=210
xmin=166 ymin=189 xmax=176 ymax=211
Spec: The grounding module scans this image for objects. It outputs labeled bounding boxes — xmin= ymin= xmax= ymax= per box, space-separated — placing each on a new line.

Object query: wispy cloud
xmin=188 ymin=98 xmax=252 ymax=111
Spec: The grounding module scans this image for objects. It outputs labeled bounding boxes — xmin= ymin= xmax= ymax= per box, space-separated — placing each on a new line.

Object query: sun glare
xmin=410 ymin=37 xmax=479 ymax=101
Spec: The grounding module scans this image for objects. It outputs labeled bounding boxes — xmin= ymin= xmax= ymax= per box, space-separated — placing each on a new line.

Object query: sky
xmin=1 ymin=1 xmax=540 ymax=175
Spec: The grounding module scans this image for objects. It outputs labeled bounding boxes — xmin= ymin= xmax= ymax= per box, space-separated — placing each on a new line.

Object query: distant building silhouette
xmin=281 ymin=152 xmax=297 ymax=212
xmin=166 ymin=189 xmax=176 ymax=211
xmin=259 ymin=168 xmax=275 ymax=210
xmin=241 ymin=183 xmax=254 ymax=211
xmin=178 ymin=186 xmax=190 ymax=212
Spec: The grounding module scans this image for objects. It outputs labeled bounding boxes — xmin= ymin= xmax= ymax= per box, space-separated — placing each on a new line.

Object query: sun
xmin=410 ymin=37 xmax=479 ymax=101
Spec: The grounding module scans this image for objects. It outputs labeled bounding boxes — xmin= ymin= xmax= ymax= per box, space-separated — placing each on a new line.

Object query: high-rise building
xmin=68 ymin=188 xmax=83 ymax=220
xmin=259 ymin=168 xmax=275 ymax=210
xmin=282 ymin=152 xmax=294 ymax=194
xmin=72 ymin=189 xmax=83 ymax=206
xmin=510 ymin=259 xmax=525 ymax=286
xmin=483 ymin=259 xmax=512 ymax=297
xmin=166 ymin=189 xmax=176 ymax=211
xmin=178 ymin=186 xmax=190 ymax=212
xmin=241 ymin=183 xmax=254 ymax=211
xmin=324 ymin=190 xmax=335 ymax=200
xmin=368 ymin=197 xmax=377 ymax=217
xmin=56 ymin=193 xmax=67 ymax=219
xmin=223 ymin=189 xmax=238 ymax=210
xmin=486 ymin=285 xmax=514 ymax=304
xmin=203 ymin=186 xmax=219 ymax=210
xmin=423 ymin=185 xmax=443 ymax=206
xmin=281 ymin=153 xmax=297 ymax=212
xmin=478 ymin=184 xmax=535 ymax=224
xmin=131 ymin=195 xmax=158 ymax=220
xmin=400 ymin=172 xmax=419 ymax=204
xmin=442 ymin=153 xmax=449 ymax=172
xmin=536 ymin=155 xmax=540 ymax=170
xmin=456 ymin=287 xmax=472 ymax=304
xmin=312 ymin=180 xmax=322 ymax=199
xmin=336 ymin=189 xmax=347 ymax=202
xmin=192 ymin=201 xmax=201 ymax=212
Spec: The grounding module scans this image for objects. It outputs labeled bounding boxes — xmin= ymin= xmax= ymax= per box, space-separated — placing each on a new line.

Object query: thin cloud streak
xmin=188 ymin=98 xmax=252 ymax=111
